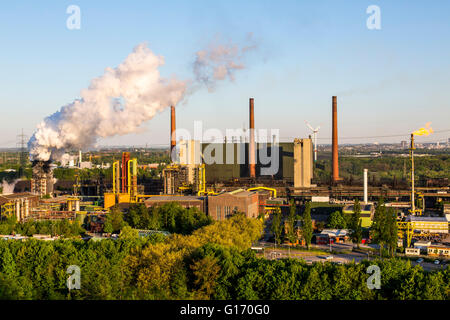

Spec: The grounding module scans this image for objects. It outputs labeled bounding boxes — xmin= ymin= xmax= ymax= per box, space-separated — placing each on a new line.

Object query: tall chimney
xmin=170 ymin=105 xmax=176 ymax=160
xmin=332 ymin=96 xmax=340 ymax=182
xmin=363 ymin=168 xmax=368 ymax=203
xmin=249 ymin=98 xmax=256 ymax=178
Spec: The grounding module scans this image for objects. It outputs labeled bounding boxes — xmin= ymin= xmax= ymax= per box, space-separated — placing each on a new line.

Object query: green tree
xmin=119 ymin=226 xmax=139 ymax=240
xmin=126 ymin=204 xmax=142 ymax=228
xmin=271 ymin=208 xmax=282 ymax=245
xmin=327 ymin=210 xmax=346 ymax=229
xmin=371 ymin=198 xmax=387 ymax=256
xmin=104 ymin=206 xmax=125 ymax=233
xmin=285 ymin=200 xmax=297 ymax=244
xmin=350 ymin=199 xmax=363 ymax=248
xmin=190 ymin=255 xmax=221 ymax=299
xmin=385 ymin=207 xmax=398 ymax=257
xmin=301 ymin=202 xmax=313 ymax=249
xmin=110 ymin=207 xmax=126 ymax=232
xmin=103 ymin=220 xmax=113 ymax=234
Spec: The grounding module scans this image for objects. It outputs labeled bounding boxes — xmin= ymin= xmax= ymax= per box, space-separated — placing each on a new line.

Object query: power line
xmin=16 ymin=129 xmax=28 ymax=178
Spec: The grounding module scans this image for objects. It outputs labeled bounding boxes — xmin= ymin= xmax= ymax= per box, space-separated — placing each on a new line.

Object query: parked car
xmin=416 ymin=258 xmax=424 ymax=263
xmin=434 ymin=260 xmax=440 ymax=265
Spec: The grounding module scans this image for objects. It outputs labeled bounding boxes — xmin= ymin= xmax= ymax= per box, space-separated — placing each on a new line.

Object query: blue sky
xmin=0 ymin=0 xmax=449 ymax=148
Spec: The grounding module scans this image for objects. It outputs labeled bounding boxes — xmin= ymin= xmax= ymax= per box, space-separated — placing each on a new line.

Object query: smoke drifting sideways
xmin=193 ymin=33 xmax=257 ymax=92
xmin=28 ymin=38 xmax=254 ymax=163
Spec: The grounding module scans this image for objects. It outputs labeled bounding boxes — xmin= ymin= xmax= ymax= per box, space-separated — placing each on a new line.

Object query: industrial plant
xmin=0 ymin=93 xmax=448 ymax=262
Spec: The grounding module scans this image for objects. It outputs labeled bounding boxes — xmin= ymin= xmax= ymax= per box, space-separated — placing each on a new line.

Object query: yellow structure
xmin=127 ymin=158 xmax=138 ymax=201
xmin=247 ymin=187 xmax=277 ymax=198
xmin=0 ymin=202 xmax=14 ymax=217
xmin=104 ymin=193 xmax=116 ymax=209
xmin=196 ymin=165 xmax=219 ymax=196
xmin=106 ymin=157 xmax=138 ymax=209
xmin=397 ymin=221 xmax=414 ymax=248
xmin=409 ymin=128 xmax=431 ymax=215
xmin=66 ymin=197 xmax=80 ymax=211
xmin=118 ymin=193 xmax=130 ymax=204
xmin=398 ymin=217 xmax=449 ymax=248
xmin=112 ymin=161 xmax=120 ymax=194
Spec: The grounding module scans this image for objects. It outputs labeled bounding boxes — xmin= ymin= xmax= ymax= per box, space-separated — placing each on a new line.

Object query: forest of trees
xmin=0 ymin=213 xmax=448 ymax=300
xmin=0 ymin=216 xmax=85 ymax=238
xmin=124 ymin=203 xmax=212 ymax=235
xmin=0 ymin=202 xmax=212 ymax=239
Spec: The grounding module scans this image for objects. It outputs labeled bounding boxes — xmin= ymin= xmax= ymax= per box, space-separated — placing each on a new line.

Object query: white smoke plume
xmin=1 ymin=179 xmax=19 ymax=195
xmin=193 ymin=33 xmax=257 ymax=92
xmin=29 ymin=37 xmax=255 ymax=162
xmin=28 ymin=43 xmax=187 ymax=161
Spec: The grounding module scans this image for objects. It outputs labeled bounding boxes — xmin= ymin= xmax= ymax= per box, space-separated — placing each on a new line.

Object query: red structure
xmin=170 ymin=105 xmax=176 ymax=159
xmin=249 ymin=98 xmax=256 ymax=178
xmin=332 ymin=96 xmax=340 ymax=182
xmin=121 ymin=152 xmax=130 ymax=193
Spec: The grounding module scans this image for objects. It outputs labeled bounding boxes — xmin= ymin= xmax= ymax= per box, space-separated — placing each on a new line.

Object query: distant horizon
xmin=2 ymin=140 xmax=450 ymax=154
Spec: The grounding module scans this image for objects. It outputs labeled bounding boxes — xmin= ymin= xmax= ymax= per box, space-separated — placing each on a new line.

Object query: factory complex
xmin=1 ymin=96 xmax=449 ymax=259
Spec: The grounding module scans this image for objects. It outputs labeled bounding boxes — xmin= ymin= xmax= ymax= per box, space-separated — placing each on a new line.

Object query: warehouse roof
xmin=406 ymin=216 xmax=448 ymax=222
xmin=343 ymin=204 xmax=374 ymax=212
xmin=144 ymin=196 xmax=203 ymax=202
xmin=0 ymin=192 xmax=38 ymax=206
xmin=227 ymin=189 xmax=255 ymax=197
xmin=320 ymin=229 xmax=349 ymax=237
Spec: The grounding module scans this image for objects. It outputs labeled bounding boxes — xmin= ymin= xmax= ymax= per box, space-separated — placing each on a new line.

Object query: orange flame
xmin=412 ymin=122 xmax=434 ymax=136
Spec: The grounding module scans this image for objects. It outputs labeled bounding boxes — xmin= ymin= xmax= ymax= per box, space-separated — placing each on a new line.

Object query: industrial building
xmin=208 ymin=189 xmax=259 ymax=220
xmin=164 ymin=98 xmax=314 ymax=193
xmin=144 ymin=195 xmax=206 ymax=212
xmin=0 ymin=192 xmax=40 ymax=222
xmin=427 ymin=245 xmax=450 ymax=257
xmin=31 ymin=160 xmax=54 ymax=196
xmin=200 ymin=141 xmax=299 ymax=182
xmin=405 ymin=216 xmax=449 ymax=234
xmin=104 ymin=152 xmax=139 ymax=208
xmin=315 ymin=229 xmax=349 ymax=245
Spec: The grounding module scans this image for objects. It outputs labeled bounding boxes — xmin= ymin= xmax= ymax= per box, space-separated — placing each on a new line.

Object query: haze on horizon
xmin=1 ymin=0 xmax=450 ymax=149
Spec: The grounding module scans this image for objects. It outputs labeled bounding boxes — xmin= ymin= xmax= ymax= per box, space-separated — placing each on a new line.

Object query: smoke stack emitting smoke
xmin=29 ymin=37 xmax=255 ymax=162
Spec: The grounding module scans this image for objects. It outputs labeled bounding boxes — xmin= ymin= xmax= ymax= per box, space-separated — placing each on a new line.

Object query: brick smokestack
xmin=249 ymin=98 xmax=256 ymax=178
xmin=332 ymin=96 xmax=340 ymax=182
xmin=170 ymin=105 xmax=176 ymax=159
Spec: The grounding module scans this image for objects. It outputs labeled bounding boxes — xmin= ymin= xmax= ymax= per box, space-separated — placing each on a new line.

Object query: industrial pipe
xmin=410 ymin=133 xmax=415 ymax=213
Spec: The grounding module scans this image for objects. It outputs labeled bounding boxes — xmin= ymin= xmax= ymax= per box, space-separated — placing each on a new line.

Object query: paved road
xmin=261 ymin=245 xmax=369 ymax=265
xmin=410 ymin=260 xmax=448 ymax=271
xmin=261 ymin=247 xmax=448 ymax=271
